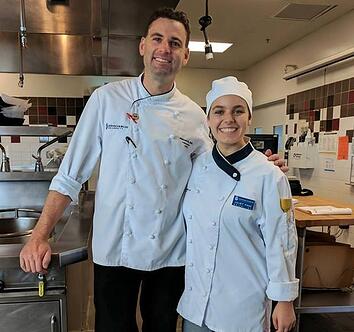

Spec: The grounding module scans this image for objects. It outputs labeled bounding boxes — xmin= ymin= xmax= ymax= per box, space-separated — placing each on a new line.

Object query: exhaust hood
xmin=0 ymin=0 xmax=179 ymax=76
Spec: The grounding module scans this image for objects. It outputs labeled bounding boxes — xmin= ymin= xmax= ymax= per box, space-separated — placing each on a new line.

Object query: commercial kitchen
xmin=0 ymin=1 xmax=354 ymax=331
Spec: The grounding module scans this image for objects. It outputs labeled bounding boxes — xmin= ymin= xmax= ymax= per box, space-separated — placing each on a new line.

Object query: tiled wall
xmin=285 ymin=76 xmax=354 ymax=188
xmin=285 ymin=77 xmax=354 ymax=144
xmin=0 ymin=96 xmax=88 ymax=169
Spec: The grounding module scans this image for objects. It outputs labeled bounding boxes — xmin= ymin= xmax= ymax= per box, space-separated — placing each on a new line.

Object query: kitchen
xmin=1 ymin=0 xmax=354 ymax=331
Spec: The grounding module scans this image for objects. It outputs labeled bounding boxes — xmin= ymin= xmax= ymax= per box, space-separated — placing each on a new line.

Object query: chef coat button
xmin=127 ymin=204 xmax=134 ymax=210
xmin=187 ymin=215 xmax=192 ymax=220
xmin=188 ymin=239 xmax=193 ymax=244
xmin=131 ymin=153 xmax=137 ymax=159
xmin=218 ymin=196 xmax=225 ymax=201
xmin=169 ymin=134 xmax=175 ymax=140
xmin=160 ymin=184 xmax=167 ymax=190
xmin=211 ymin=221 xmax=216 ymax=226
xmin=206 ymin=268 xmax=211 ymax=273
xmin=164 ymin=159 xmax=171 ymax=165
xmin=150 ymin=234 xmax=156 ymax=239
xmin=189 ymin=262 xmax=194 ymax=267
xmin=126 ymin=231 xmax=132 ymax=237
xmin=232 ymin=172 xmax=238 ymax=178
xmin=195 ymin=188 xmax=200 ymax=193
xmin=130 ymin=178 xmax=136 ymax=184
xmin=189 ymin=286 xmax=193 ymax=291
xmin=203 ymin=165 xmax=208 ymax=170
xmin=155 ymin=209 xmax=162 ymax=214
xmin=209 ymin=245 xmax=214 ymax=250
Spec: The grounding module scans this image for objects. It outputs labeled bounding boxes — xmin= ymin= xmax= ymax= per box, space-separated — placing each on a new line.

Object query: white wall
xmin=243 ymin=10 xmax=354 ymax=246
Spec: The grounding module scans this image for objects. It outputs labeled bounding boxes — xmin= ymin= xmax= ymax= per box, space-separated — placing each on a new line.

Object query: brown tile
xmin=37 ymin=97 xmax=47 ymax=106
xmin=57 ymin=107 xmax=66 ymax=116
xmin=341 ymin=92 xmax=348 ymax=105
xmin=328 ymin=83 xmax=335 ymax=96
xmin=75 ymin=98 xmax=83 ymax=107
xmin=38 ymin=115 xmax=48 ymax=124
xmin=320 ymin=121 xmax=325 ymax=132
xmin=11 ymin=135 xmax=21 ymax=143
xmin=48 ymin=97 xmax=56 ymax=107
xmin=325 ymin=120 xmax=332 ymax=132
xmin=342 ymin=79 xmax=350 ymax=92
xmin=334 ymin=93 xmax=341 ymax=106
xmin=341 ymin=105 xmax=348 ymax=117
xmin=67 ymin=107 xmax=76 ymax=115
xmin=348 ymin=91 xmax=354 ymax=104
xmin=315 ymin=86 xmax=323 ymax=99
xmin=348 ymin=104 xmax=354 ymax=117
xmin=334 ymin=81 xmax=341 ymax=94
xmin=38 ymin=106 xmax=47 ymax=115
xmin=28 ymin=107 xmax=38 ymax=115
xmin=48 ymin=115 xmax=57 ymax=126
xmin=310 ymin=88 xmax=316 ymax=99
xmin=332 ymin=118 xmax=339 ymax=131
xmin=57 ymin=98 xmax=66 ymax=107
xmin=326 ymin=107 xmax=333 ymax=119
xmin=29 ymin=115 xmax=38 ymax=124
xmin=323 ymin=85 xmax=328 ymax=96
xmin=350 ymin=78 xmax=354 ymax=89
xmin=67 ymin=98 xmax=75 ymax=107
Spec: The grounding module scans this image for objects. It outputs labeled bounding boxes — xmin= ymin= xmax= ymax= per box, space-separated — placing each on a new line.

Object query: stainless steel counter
xmin=0 ymin=191 xmax=94 ymax=269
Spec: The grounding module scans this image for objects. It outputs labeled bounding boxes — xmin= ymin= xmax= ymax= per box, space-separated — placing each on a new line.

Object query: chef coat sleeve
xmin=49 ymin=90 xmax=103 ymax=203
xmin=260 ymin=172 xmax=299 ymax=301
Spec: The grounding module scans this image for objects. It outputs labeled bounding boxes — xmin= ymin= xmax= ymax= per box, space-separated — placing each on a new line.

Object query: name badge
xmin=232 ymin=196 xmax=255 ymax=210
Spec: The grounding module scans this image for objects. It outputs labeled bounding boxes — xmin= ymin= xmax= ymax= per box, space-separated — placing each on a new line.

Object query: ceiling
xmin=177 ymin=0 xmax=354 ymax=70
xmin=0 ymin=0 xmax=353 ymax=76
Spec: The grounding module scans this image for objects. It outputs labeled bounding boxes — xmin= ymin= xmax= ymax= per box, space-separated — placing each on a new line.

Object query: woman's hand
xmin=272 ymin=301 xmax=296 ymax=332
xmin=264 ymin=149 xmax=289 ymax=173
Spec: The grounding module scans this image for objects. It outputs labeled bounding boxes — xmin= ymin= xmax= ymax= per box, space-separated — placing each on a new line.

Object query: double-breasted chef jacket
xmin=50 ymin=74 xmax=212 ymax=270
xmin=178 ymin=142 xmax=299 ymax=332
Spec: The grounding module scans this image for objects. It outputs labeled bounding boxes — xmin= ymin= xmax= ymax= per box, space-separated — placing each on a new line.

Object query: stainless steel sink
xmin=0 ymin=209 xmax=41 ymax=242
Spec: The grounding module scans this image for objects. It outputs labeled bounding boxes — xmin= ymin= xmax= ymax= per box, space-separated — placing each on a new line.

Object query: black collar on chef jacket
xmin=212 ymin=142 xmax=254 ymax=181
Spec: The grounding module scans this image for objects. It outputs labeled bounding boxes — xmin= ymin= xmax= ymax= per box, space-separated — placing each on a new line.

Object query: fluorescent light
xmin=188 ymin=41 xmax=233 ymax=53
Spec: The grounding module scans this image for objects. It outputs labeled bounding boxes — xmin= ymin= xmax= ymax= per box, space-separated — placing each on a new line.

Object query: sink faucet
xmin=0 ymin=143 xmax=11 ymax=172
xmin=32 ymin=130 xmax=72 ymax=172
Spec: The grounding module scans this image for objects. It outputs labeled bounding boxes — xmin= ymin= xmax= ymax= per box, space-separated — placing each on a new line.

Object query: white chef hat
xmin=206 ymin=76 xmax=252 ymax=116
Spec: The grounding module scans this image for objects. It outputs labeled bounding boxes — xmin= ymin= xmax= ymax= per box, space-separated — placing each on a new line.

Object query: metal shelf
xmin=296 ymin=290 xmax=354 ymax=314
xmin=0 ymin=172 xmax=56 ymax=181
xmin=0 ymin=126 xmax=73 ymax=137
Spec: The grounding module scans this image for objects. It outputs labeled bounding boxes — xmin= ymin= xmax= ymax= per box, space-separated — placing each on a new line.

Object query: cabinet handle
xmin=50 ymin=315 xmax=57 ymax=332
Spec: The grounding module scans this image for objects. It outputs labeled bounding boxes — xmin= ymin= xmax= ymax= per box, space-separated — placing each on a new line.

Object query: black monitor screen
xmin=247 ymin=134 xmax=278 ymax=154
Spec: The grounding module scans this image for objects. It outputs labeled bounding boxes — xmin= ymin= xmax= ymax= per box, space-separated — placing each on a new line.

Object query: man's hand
xmin=264 ymin=149 xmax=289 ymax=173
xmin=272 ymin=301 xmax=296 ymax=332
xmin=19 ymin=236 xmax=52 ymax=274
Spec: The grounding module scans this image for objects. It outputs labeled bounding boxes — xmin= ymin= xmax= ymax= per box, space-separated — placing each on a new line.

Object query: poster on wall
xmin=337 ymin=136 xmax=349 ymax=160
xmin=319 ymin=132 xmax=338 ymax=153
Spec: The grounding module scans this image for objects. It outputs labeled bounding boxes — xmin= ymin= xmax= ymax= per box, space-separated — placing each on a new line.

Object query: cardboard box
xmin=302 ymin=242 xmax=354 ymax=289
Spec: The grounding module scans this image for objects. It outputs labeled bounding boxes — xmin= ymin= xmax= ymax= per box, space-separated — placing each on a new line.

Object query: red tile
xmin=332 ymin=118 xmax=339 ymax=131
xmin=38 ymin=106 xmax=48 ymax=115
xmin=348 ymin=91 xmax=354 ymax=104
xmin=29 ymin=115 xmax=39 ymax=124
xmin=48 ymin=115 xmax=57 ymax=126
xmin=11 ymin=135 xmax=21 ymax=143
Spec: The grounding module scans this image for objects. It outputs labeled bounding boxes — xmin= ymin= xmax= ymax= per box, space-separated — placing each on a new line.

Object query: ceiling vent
xmin=273 ymin=3 xmax=337 ymax=21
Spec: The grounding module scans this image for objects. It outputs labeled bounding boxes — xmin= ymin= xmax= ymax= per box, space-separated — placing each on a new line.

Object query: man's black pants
xmin=94 ymin=264 xmax=185 ymax=332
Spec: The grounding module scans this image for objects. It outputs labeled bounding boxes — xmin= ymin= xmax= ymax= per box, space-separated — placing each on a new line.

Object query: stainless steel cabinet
xmin=0 ymin=292 xmax=67 ymax=332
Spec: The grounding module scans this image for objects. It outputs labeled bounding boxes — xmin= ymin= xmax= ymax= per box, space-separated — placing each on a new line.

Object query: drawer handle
xmin=50 ymin=315 xmax=57 ymax=332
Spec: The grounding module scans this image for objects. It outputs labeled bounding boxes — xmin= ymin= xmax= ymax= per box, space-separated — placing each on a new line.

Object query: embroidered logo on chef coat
xmin=232 ymin=196 xmax=255 ymax=210
xmin=126 ymin=112 xmax=139 ymax=123
xmin=105 ymin=123 xmax=128 ymax=130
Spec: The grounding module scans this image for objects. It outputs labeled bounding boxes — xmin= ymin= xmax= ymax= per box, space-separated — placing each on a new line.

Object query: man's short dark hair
xmin=145 ymin=7 xmax=191 ymax=47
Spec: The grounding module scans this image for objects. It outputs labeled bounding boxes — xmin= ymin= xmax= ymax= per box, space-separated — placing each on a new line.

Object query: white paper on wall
xmin=319 ymin=132 xmax=338 ymax=153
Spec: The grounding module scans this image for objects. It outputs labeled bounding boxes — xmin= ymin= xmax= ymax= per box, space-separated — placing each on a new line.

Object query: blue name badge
xmin=232 ymin=196 xmax=255 ymax=210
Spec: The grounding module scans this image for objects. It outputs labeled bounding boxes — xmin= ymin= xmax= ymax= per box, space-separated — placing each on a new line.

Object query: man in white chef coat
xmin=19 ymin=7 xmax=287 ymax=332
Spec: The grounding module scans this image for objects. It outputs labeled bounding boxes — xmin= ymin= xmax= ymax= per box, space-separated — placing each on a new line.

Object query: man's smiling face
xmin=139 ymin=18 xmax=190 ymax=84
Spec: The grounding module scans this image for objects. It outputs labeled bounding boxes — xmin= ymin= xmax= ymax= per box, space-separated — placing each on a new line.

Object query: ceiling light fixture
xmin=188 ymin=41 xmax=233 ymax=53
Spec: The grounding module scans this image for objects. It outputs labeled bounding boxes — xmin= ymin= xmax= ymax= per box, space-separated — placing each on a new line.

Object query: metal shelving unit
xmin=0 ymin=126 xmax=72 ymax=137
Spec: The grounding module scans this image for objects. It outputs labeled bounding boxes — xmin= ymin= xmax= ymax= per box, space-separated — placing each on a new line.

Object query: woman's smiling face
xmin=208 ymin=94 xmax=251 ymax=155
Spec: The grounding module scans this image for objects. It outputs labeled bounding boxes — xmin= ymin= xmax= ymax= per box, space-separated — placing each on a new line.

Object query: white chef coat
xmin=50 ymin=74 xmax=212 ymax=270
xmin=177 ymin=142 xmax=299 ymax=332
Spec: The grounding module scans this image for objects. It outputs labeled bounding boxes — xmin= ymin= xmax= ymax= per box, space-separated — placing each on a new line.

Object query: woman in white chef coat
xmin=177 ymin=76 xmax=299 ymax=332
